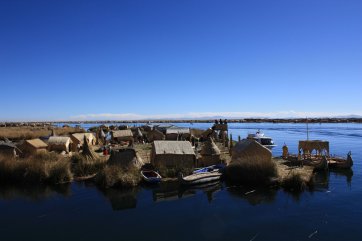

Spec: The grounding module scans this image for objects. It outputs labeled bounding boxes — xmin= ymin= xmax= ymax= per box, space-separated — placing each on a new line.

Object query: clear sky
xmin=1 ymin=0 xmax=361 ymax=121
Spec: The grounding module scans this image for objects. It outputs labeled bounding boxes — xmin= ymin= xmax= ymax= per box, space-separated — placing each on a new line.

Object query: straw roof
xmin=153 ymin=141 xmax=195 ymax=155
xmin=298 ymin=140 xmax=329 ymax=154
xmin=200 ymin=138 xmax=221 ymax=156
xmin=25 ymin=139 xmax=48 ymax=149
xmin=108 ymin=148 xmax=144 ymax=168
xmin=112 ymin=130 xmax=133 ymax=138
xmin=231 ymin=139 xmax=271 ymax=165
xmin=48 ymin=136 xmax=71 ymax=145
xmin=71 ymin=133 xmax=95 ymax=143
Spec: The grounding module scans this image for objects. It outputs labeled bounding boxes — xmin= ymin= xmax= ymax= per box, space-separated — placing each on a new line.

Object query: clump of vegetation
xmin=71 ymin=153 xmax=107 ymax=177
xmin=95 ymin=165 xmax=141 ymax=188
xmin=281 ymin=170 xmax=313 ymax=192
xmin=225 ymin=158 xmax=278 ymax=185
xmin=0 ymin=152 xmax=73 ymax=184
xmin=0 ymin=126 xmax=82 ymax=140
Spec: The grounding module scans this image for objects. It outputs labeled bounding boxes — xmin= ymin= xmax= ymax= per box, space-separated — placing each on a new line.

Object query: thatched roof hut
xmin=226 ymin=139 xmax=275 ymax=183
xmin=199 ymin=138 xmax=221 ymax=167
xmin=48 ymin=136 xmax=72 ymax=153
xmin=111 ymin=130 xmax=134 ymax=143
xmin=108 ymin=148 xmax=144 ymax=169
xmin=166 ymin=128 xmax=190 ymax=140
xmin=70 ymin=133 xmax=96 ymax=151
xmin=147 ymin=129 xmax=165 ymax=142
xmin=151 ymin=141 xmax=196 ymax=168
xmin=298 ymin=140 xmax=329 ymax=156
xmin=20 ymin=138 xmax=48 ymax=156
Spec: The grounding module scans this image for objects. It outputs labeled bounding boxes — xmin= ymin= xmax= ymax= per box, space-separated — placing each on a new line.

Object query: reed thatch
xmin=199 ymin=138 xmax=221 ymax=167
xmin=147 ymin=129 xmax=165 ymax=142
xmin=81 ymin=135 xmax=99 ymax=162
xmin=108 ymin=148 xmax=144 ymax=169
xmin=151 ymin=141 xmax=196 ymax=168
xmin=48 ymin=136 xmax=72 ymax=153
xmin=111 ymin=130 xmax=134 ymax=143
xmin=298 ymin=140 xmax=329 ymax=156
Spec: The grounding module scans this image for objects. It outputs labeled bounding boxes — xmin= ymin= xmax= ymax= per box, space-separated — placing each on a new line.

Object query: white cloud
xmin=69 ymin=111 xmax=362 ymax=121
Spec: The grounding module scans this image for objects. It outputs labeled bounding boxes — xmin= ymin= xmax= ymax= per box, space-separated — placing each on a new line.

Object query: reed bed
xmin=71 ymin=153 xmax=107 ymax=177
xmin=0 ymin=152 xmax=73 ymax=184
xmin=95 ymin=165 xmax=141 ymax=188
xmin=0 ymin=126 xmax=82 ymax=140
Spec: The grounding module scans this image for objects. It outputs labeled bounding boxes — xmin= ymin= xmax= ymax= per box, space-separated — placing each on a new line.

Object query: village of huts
xmin=0 ymin=121 xmax=321 ymax=191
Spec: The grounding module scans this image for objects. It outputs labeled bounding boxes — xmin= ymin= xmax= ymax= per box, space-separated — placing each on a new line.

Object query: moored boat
xmin=141 ymin=170 xmax=162 ymax=184
xmin=193 ymin=164 xmax=225 ymax=174
xmin=247 ymin=130 xmax=276 ymax=149
xmin=179 ymin=171 xmax=222 ymax=185
xmin=328 ymin=152 xmax=353 ymax=169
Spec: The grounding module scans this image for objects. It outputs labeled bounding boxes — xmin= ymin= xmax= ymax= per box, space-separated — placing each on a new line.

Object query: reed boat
xmin=178 ymin=170 xmax=222 ymax=185
xmin=141 ymin=170 xmax=162 ymax=184
xmin=328 ymin=152 xmax=353 ymax=169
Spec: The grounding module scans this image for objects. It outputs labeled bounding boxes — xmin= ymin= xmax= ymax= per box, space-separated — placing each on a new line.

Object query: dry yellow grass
xmin=95 ymin=165 xmax=141 ymax=188
xmin=0 ymin=126 xmax=83 ymax=140
xmin=0 ymin=152 xmax=73 ymax=184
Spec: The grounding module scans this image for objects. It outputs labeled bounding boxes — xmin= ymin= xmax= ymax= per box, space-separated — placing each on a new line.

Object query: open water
xmin=1 ymin=123 xmax=361 ymax=241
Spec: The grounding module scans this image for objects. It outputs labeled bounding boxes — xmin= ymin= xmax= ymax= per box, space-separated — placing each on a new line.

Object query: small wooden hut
xmin=151 ymin=141 xmax=196 ymax=168
xmin=20 ymin=138 xmax=48 ymax=156
xmin=199 ymin=138 xmax=221 ymax=167
xmin=147 ymin=129 xmax=165 ymax=142
xmin=48 ymin=136 xmax=72 ymax=153
xmin=111 ymin=130 xmax=134 ymax=143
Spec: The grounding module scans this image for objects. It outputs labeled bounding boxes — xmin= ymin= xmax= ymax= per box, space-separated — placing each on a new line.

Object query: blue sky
xmin=1 ymin=0 xmax=361 ymax=121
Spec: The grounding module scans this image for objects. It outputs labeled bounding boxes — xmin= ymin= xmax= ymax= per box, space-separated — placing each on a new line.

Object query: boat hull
xmin=179 ymin=172 xmax=222 ymax=185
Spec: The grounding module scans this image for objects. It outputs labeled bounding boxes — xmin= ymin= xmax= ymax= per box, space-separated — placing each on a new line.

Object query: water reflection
xmin=226 ymin=186 xmax=278 ymax=205
xmin=0 ymin=183 xmax=71 ymax=201
xmin=152 ymin=181 xmax=222 ymax=203
xmin=330 ymin=169 xmax=353 ymax=187
xmin=99 ymin=187 xmax=139 ymax=211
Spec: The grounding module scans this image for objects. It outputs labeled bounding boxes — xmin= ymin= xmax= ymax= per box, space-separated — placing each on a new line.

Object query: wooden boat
xmin=328 ymin=152 xmax=353 ymax=169
xmin=141 ymin=170 xmax=162 ymax=184
xmin=178 ymin=171 xmax=222 ymax=185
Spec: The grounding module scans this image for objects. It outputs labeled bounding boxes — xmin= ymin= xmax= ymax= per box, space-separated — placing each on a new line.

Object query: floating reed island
xmin=0 ymin=122 xmax=354 ymax=192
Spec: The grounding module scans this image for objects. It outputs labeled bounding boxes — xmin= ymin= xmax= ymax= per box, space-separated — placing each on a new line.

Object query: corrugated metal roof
xmin=112 ymin=130 xmax=133 ymax=138
xmin=166 ymin=128 xmax=190 ymax=134
xmin=153 ymin=141 xmax=195 ymax=155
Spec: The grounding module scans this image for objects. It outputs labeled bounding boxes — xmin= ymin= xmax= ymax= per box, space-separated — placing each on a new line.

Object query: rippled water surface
xmin=1 ymin=123 xmax=361 ymax=241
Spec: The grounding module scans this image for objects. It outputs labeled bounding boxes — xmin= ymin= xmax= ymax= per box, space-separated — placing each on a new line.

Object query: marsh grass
xmin=0 ymin=126 xmax=82 ymax=140
xmin=95 ymin=165 xmax=141 ymax=188
xmin=225 ymin=157 xmax=278 ymax=185
xmin=71 ymin=153 xmax=107 ymax=177
xmin=157 ymin=165 xmax=194 ymax=178
xmin=0 ymin=152 xmax=73 ymax=184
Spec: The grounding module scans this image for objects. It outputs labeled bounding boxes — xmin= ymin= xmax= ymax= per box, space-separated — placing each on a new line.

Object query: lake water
xmin=1 ymin=123 xmax=361 ymax=241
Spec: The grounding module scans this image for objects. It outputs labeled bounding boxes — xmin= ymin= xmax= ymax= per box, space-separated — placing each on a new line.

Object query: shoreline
xmin=1 ymin=117 xmax=362 ymax=126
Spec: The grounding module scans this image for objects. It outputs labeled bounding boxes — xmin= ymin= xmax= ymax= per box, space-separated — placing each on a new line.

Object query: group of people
xmin=214 ymin=119 xmax=228 ymax=125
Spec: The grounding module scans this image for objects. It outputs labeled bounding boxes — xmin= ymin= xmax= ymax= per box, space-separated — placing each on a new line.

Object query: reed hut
xmin=81 ymin=135 xmax=99 ymax=162
xmin=48 ymin=136 xmax=72 ymax=153
xmin=298 ymin=140 xmax=329 ymax=157
xmin=199 ymin=138 xmax=221 ymax=167
xmin=20 ymin=138 xmax=48 ymax=156
xmin=108 ymin=148 xmax=144 ymax=169
xmin=151 ymin=141 xmax=196 ymax=168
xmin=147 ymin=129 xmax=165 ymax=142
xmin=70 ymin=133 xmax=96 ymax=152
xmin=226 ymin=139 xmax=275 ymax=183
xmin=165 ymin=128 xmax=190 ymax=140
xmin=111 ymin=130 xmax=134 ymax=143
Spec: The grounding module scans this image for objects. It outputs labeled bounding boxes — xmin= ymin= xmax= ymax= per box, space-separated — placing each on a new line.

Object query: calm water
xmin=1 ymin=123 xmax=361 ymax=241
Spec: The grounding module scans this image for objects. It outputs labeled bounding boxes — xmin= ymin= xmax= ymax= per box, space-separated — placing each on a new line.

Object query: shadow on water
xmin=0 ymin=182 xmax=71 ymax=201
